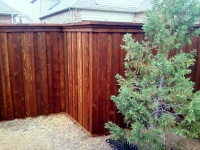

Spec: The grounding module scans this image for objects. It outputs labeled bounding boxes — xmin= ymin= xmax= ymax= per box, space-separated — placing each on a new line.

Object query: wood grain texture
xmin=88 ymin=32 xmax=93 ymax=133
xmin=8 ymin=33 xmax=25 ymax=118
xmin=0 ymin=24 xmax=200 ymax=136
xmin=35 ymin=32 xmax=49 ymax=115
xmin=52 ymin=32 xmax=60 ymax=113
xmin=0 ymin=49 xmax=4 ymax=120
xmin=105 ymin=33 xmax=112 ymax=128
xmin=91 ymin=33 xmax=99 ymax=134
xmin=58 ymin=32 xmax=65 ymax=112
xmin=195 ymin=37 xmax=200 ymax=91
xmin=77 ymin=32 xmax=83 ymax=125
xmin=82 ymin=32 xmax=89 ymax=130
xmin=66 ymin=32 xmax=72 ymax=115
xmin=97 ymin=33 xmax=108 ymax=133
xmin=0 ymin=33 xmax=13 ymax=120
xmin=71 ymin=32 xmax=78 ymax=121
xmin=46 ymin=32 xmax=53 ymax=114
xmin=63 ymin=32 xmax=69 ymax=114
xmin=21 ymin=32 xmax=37 ymax=117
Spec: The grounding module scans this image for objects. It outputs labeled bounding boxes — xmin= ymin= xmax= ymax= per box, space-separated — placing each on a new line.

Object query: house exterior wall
xmin=0 ymin=15 xmax=11 ymax=24
xmin=81 ymin=10 xmax=133 ymax=22
xmin=0 ymin=15 xmax=30 ymax=24
xmin=32 ymin=0 xmax=58 ymax=23
xmin=32 ymin=0 xmax=41 ymax=23
xmin=41 ymin=0 xmax=58 ymax=13
xmin=97 ymin=0 xmax=141 ymax=8
xmin=14 ymin=17 xmax=32 ymax=24
xmin=133 ymin=12 xmax=146 ymax=23
xmin=41 ymin=9 xmax=134 ymax=24
xmin=41 ymin=10 xmax=81 ymax=24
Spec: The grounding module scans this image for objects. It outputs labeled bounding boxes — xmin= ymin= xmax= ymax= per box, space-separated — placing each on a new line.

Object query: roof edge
xmin=39 ymin=8 xmax=71 ymax=19
xmin=72 ymin=7 xmax=137 ymax=13
xmin=30 ymin=0 xmax=36 ymax=3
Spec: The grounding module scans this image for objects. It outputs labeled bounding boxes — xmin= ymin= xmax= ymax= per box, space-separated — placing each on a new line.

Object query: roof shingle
xmin=0 ymin=0 xmax=21 ymax=15
xmin=40 ymin=0 xmax=151 ymax=19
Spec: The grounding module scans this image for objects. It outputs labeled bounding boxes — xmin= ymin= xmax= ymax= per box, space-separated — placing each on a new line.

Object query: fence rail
xmin=0 ymin=22 xmax=200 ymax=136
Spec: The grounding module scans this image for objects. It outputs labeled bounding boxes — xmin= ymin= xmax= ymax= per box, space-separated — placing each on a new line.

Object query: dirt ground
xmin=1 ymin=114 xmax=200 ymax=150
xmin=0 ymin=114 xmax=111 ymax=150
xmin=165 ymin=134 xmax=200 ymax=150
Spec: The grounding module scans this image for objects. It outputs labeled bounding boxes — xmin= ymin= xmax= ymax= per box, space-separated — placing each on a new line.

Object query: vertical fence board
xmin=65 ymin=32 xmax=73 ymax=116
xmin=88 ymin=32 xmax=93 ymax=133
xmin=8 ymin=33 xmax=25 ymax=118
xmin=63 ymin=32 xmax=68 ymax=113
xmin=27 ymin=32 xmax=37 ymax=116
xmin=91 ymin=33 xmax=99 ymax=134
xmin=77 ymin=32 xmax=83 ymax=125
xmin=66 ymin=32 xmax=72 ymax=115
xmin=97 ymin=33 xmax=108 ymax=133
xmin=52 ymin=32 xmax=60 ymax=113
xmin=0 ymin=33 xmax=13 ymax=120
xmin=21 ymin=33 xmax=29 ymax=117
xmin=105 ymin=33 xmax=112 ymax=127
xmin=72 ymin=32 xmax=78 ymax=121
xmin=46 ymin=32 xmax=53 ymax=114
xmin=21 ymin=32 xmax=37 ymax=117
xmin=113 ymin=33 xmax=122 ymax=126
xmin=82 ymin=32 xmax=89 ymax=130
xmin=109 ymin=33 xmax=120 ymax=125
xmin=59 ymin=32 xmax=65 ymax=112
xmin=35 ymin=32 xmax=49 ymax=115
xmin=195 ymin=38 xmax=200 ymax=91
xmin=0 ymin=50 xmax=4 ymax=120
xmin=0 ymin=33 xmax=5 ymax=120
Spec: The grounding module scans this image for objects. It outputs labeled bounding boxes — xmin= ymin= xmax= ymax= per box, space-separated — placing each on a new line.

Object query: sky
xmin=1 ymin=0 xmax=33 ymax=19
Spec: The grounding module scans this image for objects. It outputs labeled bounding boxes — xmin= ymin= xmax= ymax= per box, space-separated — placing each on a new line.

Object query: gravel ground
xmin=0 ymin=114 xmax=112 ymax=150
xmin=1 ymin=114 xmax=199 ymax=150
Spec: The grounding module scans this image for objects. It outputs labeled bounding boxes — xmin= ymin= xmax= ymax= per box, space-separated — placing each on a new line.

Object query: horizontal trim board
xmin=0 ymin=21 xmax=144 ymax=33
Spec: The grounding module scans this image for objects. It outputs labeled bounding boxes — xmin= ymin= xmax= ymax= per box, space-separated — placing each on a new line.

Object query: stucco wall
xmin=0 ymin=15 xmax=11 ymax=24
xmin=41 ymin=10 xmax=81 ymax=24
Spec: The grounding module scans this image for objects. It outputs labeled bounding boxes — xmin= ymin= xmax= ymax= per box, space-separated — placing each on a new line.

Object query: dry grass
xmin=0 ymin=114 xmax=111 ymax=150
xmin=165 ymin=134 xmax=200 ymax=150
xmin=1 ymin=114 xmax=200 ymax=150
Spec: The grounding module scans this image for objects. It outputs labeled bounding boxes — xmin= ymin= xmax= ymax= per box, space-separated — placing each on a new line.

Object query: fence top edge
xmin=0 ymin=21 xmax=143 ymax=28
xmin=0 ymin=22 xmax=144 ymax=33
xmin=0 ymin=21 xmax=199 ymax=33
xmin=0 ymin=21 xmax=200 ymax=28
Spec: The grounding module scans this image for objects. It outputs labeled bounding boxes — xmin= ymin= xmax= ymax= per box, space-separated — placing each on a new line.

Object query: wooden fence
xmin=0 ymin=22 xmax=200 ymax=136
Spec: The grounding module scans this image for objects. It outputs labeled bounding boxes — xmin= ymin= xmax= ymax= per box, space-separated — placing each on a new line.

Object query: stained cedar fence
xmin=0 ymin=22 xmax=200 ymax=136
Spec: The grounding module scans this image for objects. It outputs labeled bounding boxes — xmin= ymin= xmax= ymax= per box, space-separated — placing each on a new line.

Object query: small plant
xmin=105 ymin=0 xmax=200 ymax=149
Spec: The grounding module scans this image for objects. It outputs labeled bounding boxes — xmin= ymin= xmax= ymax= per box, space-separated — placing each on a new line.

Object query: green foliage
xmin=105 ymin=121 xmax=125 ymax=141
xmin=105 ymin=0 xmax=200 ymax=149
